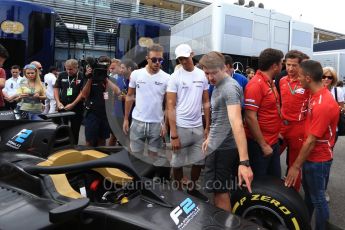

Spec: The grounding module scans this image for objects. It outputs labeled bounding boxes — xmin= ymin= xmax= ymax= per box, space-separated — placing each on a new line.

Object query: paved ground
xmin=78 ymin=126 xmax=345 ymax=228
xmin=326 ymin=136 xmax=345 ymax=228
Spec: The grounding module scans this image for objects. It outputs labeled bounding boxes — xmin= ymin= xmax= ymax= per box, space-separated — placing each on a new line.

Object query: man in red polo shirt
xmin=244 ymin=48 xmax=284 ymax=179
xmin=0 ymin=44 xmax=9 ymax=110
xmin=279 ymin=50 xmax=310 ymax=191
xmin=285 ymin=60 xmax=339 ymax=230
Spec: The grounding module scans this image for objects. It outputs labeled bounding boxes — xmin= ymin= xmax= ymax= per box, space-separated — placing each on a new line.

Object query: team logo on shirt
xmin=137 ymin=80 xmax=146 ymax=88
xmin=295 ymin=88 xmax=305 ymax=94
xmin=245 ymin=99 xmax=255 ymax=103
xmin=193 ymin=81 xmax=203 ymax=88
xmin=182 ymin=81 xmax=189 ymax=89
xmin=155 ymin=81 xmax=163 ymax=86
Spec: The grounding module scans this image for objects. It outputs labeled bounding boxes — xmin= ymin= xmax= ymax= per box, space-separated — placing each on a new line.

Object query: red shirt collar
xmin=311 ymin=87 xmax=328 ymax=97
xmin=256 ymin=70 xmax=273 ymax=85
xmin=286 ymin=75 xmax=299 ymax=82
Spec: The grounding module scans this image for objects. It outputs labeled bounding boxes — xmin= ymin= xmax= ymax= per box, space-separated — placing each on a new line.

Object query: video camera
xmin=79 ymin=57 xmax=109 ymax=82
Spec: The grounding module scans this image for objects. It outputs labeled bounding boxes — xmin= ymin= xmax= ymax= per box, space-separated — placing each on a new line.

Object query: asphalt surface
xmin=325 ymin=136 xmax=345 ymax=228
xmin=78 ymin=126 xmax=345 ymax=229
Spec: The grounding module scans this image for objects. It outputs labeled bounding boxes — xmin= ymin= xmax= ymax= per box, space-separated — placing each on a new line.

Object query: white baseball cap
xmin=175 ymin=44 xmax=192 ymax=59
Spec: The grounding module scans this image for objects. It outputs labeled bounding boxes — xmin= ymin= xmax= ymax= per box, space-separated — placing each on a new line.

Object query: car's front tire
xmin=231 ymin=176 xmax=311 ymax=230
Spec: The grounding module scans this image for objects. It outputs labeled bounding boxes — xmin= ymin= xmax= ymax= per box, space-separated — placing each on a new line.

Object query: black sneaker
xmin=326 ymin=221 xmax=343 ymax=230
xmin=187 ymin=189 xmax=209 ymax=202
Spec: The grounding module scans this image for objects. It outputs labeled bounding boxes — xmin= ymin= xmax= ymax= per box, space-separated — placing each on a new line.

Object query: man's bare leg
xmin=191 ymin=165 xmax=202 ymax=189
xmin=173 ymin=167 xmax=184 ymax=190
xmin=214 ymin=192 xmax=231 ymax=211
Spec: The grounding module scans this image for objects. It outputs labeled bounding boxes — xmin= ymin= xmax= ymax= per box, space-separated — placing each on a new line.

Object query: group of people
xmin=1 ymin=41 xmax=343 ymax=229
xmin=0 ymin=44 xmax=134 ymax=147
xmin=0 ymin=60 xmax=48 ymax=119
xmin=121 ymin=43 xmax=341 ymax=229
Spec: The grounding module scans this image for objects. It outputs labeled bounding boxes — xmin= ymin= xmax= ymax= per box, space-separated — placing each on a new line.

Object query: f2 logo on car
xmin=14 ymin=129 xmax=33 ymax=143
xmin=170 ymin=198 xmax=196 ymax=225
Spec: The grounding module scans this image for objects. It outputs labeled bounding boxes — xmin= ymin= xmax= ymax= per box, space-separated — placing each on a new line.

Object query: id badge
xmin=67 ymin=87 xmax=73 ymax=96
xmin=103 ymin=92 xmax=109 ymax=100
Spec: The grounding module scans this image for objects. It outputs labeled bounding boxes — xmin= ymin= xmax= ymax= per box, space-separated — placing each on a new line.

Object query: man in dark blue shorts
xmin=82 ymin=56 xmax=121 ymax=147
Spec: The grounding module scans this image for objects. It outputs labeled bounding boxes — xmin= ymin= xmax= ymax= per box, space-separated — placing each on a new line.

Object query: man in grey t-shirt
xmin=199 ymin=51 xmax=253 ymax=211
xmin=207 ymin=77 xmax=242 ymax=151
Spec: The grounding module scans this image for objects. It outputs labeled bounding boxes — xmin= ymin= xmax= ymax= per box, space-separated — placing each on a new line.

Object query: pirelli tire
xmin=230 ymin=176 xmax=311 ymax=230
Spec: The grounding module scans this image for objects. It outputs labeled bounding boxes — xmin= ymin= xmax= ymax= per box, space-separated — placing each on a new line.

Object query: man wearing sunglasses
xmin=167 ymin=44 xmax=210 ymax=202
xmin=123 ymin=44 xmax=170 ymax=170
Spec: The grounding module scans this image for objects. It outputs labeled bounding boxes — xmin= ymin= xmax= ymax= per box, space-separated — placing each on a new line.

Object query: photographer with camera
xmin=54 ymin=59 xmax=85 ymax=144
xmin=82 ymin=56 xmax=121 ymax=147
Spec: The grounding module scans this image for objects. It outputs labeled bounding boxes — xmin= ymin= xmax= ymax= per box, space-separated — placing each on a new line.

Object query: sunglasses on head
xmin=322 ymin=75 xmax=333 ymax=80
xmin=149 ymin=57 xmax=164 ymax=64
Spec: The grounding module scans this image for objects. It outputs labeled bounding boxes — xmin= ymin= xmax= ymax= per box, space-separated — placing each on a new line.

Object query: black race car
xmin=0 ymin=111 xmax=310 ymax=230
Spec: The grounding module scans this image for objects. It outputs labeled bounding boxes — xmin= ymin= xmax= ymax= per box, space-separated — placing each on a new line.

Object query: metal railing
xmin=24 ymin=0 xmax=199 ymax=62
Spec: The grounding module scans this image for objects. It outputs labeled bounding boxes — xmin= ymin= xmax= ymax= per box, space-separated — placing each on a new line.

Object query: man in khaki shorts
xmin=167 ymin=44 xmax=210 ymax=201
xmin=123 ymin=44 xmax=169 ymax=163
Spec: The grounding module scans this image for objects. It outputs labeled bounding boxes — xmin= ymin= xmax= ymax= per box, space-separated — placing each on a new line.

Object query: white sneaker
xmin=325 ymin=191 xmax=330 ymax=203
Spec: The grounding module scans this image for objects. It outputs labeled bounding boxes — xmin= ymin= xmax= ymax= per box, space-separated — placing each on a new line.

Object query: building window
xmin=225 ymin=15 xmax=253 ymax=38
xmin=292 ymin=29 xmax=312 ymax=48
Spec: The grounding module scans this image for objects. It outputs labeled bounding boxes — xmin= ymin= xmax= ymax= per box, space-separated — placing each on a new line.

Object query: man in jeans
xmin=285 ymin=60 xmax=339 ymax=230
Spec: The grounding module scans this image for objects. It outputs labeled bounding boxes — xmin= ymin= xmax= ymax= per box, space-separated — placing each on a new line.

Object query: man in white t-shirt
xmin=2 ymin=65 xmax=22 ymax=109
xmin=123 ymin=44 xmax=169 ymax=162
xmin=43 ymin=66 xmax=58 ymax=114
xmin=167 ymin=44 xmax=210 ymax=201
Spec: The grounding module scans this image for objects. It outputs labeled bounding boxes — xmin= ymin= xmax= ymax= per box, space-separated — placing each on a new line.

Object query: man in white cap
xmin=167 ymin=44 xmax=210 ymax=201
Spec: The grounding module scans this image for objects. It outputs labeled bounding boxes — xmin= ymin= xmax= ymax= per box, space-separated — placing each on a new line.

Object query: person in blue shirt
xmin=109 ymin=59 xmax=137 ymax=146
xmin=224 ymin=55 xmax=248 ymax=93
xmin=223 ymin=55 xmax=248 ymax=110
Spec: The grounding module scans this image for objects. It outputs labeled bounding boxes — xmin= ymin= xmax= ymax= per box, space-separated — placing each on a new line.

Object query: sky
xmin=204 ymin=0 xmax=345 ymax=34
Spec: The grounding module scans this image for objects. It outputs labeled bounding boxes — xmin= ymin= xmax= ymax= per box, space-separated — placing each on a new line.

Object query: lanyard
xmin=67 ymin=72 xmax=79 ymax=88
xmin=266 ymin=80 xmax=282 ymax=118
xmin=287 ymin=80 xmax=298 ymax=95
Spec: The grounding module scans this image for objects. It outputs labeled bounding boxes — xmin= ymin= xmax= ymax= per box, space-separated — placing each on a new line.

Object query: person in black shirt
xmin=82 ymin=56 xmax=121 ymax=147
xmin=54 ymin=59 xmax=84 ymax=144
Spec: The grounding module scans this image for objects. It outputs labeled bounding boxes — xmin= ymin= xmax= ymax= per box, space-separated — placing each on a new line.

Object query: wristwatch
xmin=239 ymin=160 xmax=250 ymax=167
xmin=171 ymin=136 xmax=179 ymax=140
